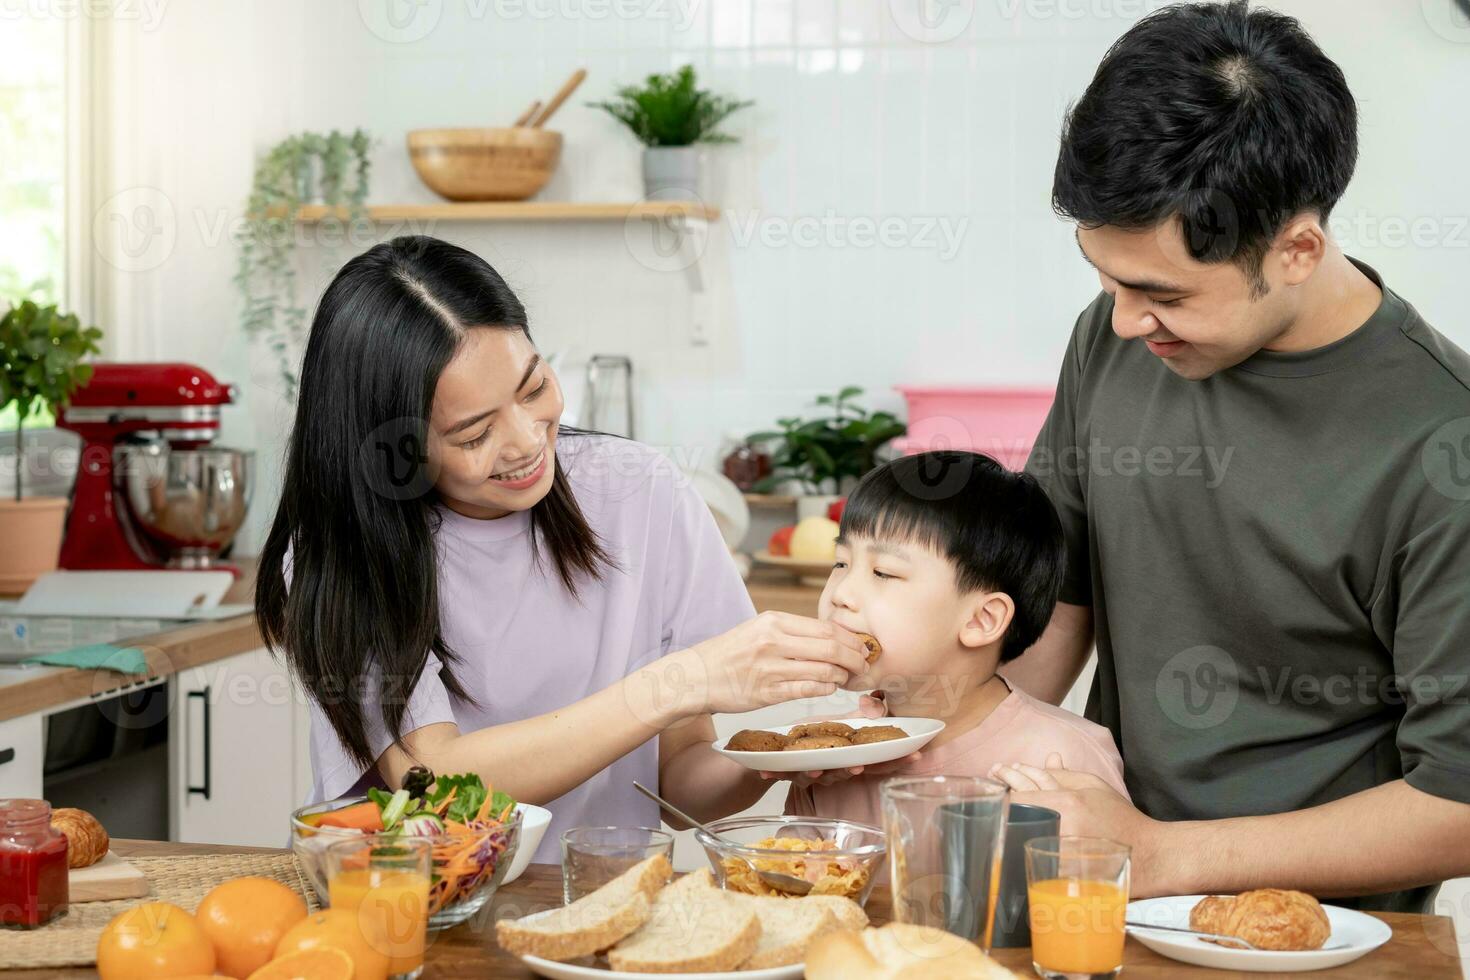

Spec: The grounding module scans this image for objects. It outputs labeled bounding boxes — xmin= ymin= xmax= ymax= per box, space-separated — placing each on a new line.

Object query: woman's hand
xmin=630 ymin=612 xmax=872 ymax=724
xmin=763 ymin=753 xmax=923 ymax=789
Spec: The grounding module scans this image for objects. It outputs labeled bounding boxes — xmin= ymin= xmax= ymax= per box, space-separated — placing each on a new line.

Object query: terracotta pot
xmin=0 ymin=496 xmax=68 ymax=596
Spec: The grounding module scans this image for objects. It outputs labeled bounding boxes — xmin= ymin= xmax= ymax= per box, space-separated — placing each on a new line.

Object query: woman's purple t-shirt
xmin=306 ymin=434 xmax=755 ymax=863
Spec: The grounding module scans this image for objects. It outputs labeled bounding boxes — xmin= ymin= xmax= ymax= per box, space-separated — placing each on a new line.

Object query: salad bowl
xmin=292 ymin=771 xmax=523 ymax=930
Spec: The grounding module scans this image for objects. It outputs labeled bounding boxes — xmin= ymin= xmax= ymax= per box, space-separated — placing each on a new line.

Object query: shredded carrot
xmin=433 ymin=787 xmax=457 ymax=817
xmin=474 ymin=788 xmax=495 ymax=823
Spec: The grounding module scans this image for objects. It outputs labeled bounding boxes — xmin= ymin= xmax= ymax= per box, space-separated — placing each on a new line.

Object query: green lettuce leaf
xmin=427 ymin=773 xmax=488 ymax=825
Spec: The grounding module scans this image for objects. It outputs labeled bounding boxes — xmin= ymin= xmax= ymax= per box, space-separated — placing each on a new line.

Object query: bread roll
xmin=806 ymin=922 xmax=1022 ymax=979
xmin=51 ymin=807 xmax=108 ymax=869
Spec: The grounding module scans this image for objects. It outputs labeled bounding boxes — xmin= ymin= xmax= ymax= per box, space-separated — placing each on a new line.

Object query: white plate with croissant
xmin=1126 ymin=892 xmax=1392 ymax=972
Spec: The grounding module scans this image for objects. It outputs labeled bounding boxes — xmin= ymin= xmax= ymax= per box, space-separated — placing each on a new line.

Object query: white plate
xmin=713 ymin=717 xmax=945 ymax=772
xmin=516 ymin=911 xmax=803 ymax=980
xmin=1126 ymin=895 xmax=1393 ymax=972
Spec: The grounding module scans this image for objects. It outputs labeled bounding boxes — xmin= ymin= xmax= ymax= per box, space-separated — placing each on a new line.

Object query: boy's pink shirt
xmin=786 ymin=679 xmax=1130 ymax=826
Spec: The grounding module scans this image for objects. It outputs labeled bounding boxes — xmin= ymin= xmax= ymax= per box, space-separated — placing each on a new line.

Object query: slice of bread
xmin=674 ymin=867 xmax=858 ymax=969
xmin=737 ymin=894 xmax=841 ymax=969
xmin=806 ymin=922 xmax=1022 ymax=979
xmin=495 ymin=853 xmax=671 ymax=962
xmin=802 ymin=893 xmax=870 ymax=932
xmin=607 ymin=876 xmax=761 ymax=973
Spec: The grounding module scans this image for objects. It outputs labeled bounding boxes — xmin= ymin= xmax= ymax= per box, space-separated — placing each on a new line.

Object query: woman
xmin=256 ymin=236 xmax=869 ymax=861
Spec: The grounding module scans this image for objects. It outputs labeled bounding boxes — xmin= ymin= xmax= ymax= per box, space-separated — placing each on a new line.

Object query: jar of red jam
xmin=0 ymin=799 xmax=69 ymax=928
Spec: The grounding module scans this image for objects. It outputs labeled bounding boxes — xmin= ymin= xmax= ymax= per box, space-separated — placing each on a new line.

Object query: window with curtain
xmin=0 ymin=14 xmax=67 ymax=430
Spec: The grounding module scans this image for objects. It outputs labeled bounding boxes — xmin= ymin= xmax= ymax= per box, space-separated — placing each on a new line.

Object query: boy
xmin=768 ymin=450 xmax=1128 ymax=827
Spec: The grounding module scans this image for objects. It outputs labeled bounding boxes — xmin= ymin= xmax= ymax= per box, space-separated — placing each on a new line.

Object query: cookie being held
xmin=727 ymin=729 xmax=791 ymax=752
xmin=855 ymin=632 xmax=882 ymax=665
xmin=849 ymin=725 xmax=907 ymax=745
xmin=788 ymin=722 xmax=855 ymax=740
xmin=785 ymin=735 xmax=853 ymax=750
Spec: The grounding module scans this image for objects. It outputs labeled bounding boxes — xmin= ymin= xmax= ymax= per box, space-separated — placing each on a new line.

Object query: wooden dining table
xmin=8 ymin=840 xmax=1464 ymax=979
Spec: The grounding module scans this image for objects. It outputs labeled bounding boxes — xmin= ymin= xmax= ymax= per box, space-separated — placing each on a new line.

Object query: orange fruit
xmin=246 ymin=947 xmax=353 ymax=980
xmin=274 ymin=908 xmax=389 ymax=980
xmin=96 ymin=901 xmax=217 ymax=980
xmin=196 ymin=876 xmax=310 ymax=978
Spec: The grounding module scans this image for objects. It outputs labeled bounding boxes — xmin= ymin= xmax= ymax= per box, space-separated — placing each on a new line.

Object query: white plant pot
xmin=642 ymin=146 xmax=701 ymax=198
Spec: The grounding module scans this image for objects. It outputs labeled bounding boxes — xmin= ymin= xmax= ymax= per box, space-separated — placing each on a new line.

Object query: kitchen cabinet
xmin=0 ymin=711 xmax=44 ymax=799
xmin=169 ymin=645 xmax=309 ymax=847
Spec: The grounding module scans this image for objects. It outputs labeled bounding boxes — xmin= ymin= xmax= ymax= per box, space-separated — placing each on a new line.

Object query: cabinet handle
xmin=187 ymin=687 xmax=212 ymax=800
xmin=0 ymin=747 xmax=13 ymax=766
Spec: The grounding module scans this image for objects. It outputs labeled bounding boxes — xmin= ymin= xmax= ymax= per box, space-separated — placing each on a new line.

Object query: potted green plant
xmin=589 ymin=65 xmax=752 ymax=198
xmin=747 ymin=386 xmax=906 ymax=516
xmin=236 ymin=129 xmax=371 ymax=399
xmin=0 ymin=301 xmax=103 ymax=593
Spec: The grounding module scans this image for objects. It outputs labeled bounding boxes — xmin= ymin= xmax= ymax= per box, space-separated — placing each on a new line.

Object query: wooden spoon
xmin=530 ymin=68 xmax=587 ymax=128
xmin=513 ymin=100 xmax=542 ymax=127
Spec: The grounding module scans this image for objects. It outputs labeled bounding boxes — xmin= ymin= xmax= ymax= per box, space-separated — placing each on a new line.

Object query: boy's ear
xmin=959 ymin=591 xmax=1014 ymax=650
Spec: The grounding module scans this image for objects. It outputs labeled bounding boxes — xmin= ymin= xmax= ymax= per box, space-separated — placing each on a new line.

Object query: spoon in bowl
xmin=631 ymin=781 xmax=813 ymax=896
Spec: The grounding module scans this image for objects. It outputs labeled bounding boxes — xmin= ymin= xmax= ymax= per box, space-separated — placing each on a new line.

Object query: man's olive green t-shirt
xmin=1025 ymin=260 xmax=1470 ymax=913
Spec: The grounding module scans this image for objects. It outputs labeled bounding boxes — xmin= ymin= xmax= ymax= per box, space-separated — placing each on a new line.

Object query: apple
xmin=768 ymin=525 xmax=795 ymax=557
xmin=827 ymin=497 xmax=846 ymax=524
xmin=789 ymin=516 xmax=840 ymax=562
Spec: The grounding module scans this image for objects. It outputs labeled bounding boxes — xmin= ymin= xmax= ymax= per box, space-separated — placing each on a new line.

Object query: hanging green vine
xmin=235 ymin=129 xmax=372 ymax=399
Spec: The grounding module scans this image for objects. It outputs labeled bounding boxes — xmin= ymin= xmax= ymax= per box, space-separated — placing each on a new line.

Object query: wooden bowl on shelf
xmin=407 ymin=127 xmax=562 ymax=202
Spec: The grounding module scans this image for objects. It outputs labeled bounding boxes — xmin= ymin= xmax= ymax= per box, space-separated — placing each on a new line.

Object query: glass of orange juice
xmin=1024 ymin=836 xmax=1130 ymax=979
xmin=324 ymin=837 xmax=432 ymax=980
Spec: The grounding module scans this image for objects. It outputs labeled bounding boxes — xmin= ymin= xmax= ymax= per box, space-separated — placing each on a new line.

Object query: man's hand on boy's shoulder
xmin=990 ymin=753 xmax=1180 ymax=897
xmin=756 ymin=693 xmax=922 ymax=788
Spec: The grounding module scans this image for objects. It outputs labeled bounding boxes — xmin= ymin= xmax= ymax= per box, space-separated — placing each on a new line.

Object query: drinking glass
xmin=324 ymin=837 xmax=432 ymax=980
xmin=993 ymin=803 xmax=1062 ymax=948
xmin=880 ymin=775 xmax=1010 ymax=952
xmin=1025 ymin=836 xmax=1131 ymax=979
xmin=560 ymin=826 xmax=673 ymax=904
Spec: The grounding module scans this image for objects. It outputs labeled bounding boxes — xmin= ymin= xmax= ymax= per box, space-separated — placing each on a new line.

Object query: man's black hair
xmin=840 ymin=451 xmax=1064 ymax=663
xmin=1053 ymin=1 xmax=1358 ymax=296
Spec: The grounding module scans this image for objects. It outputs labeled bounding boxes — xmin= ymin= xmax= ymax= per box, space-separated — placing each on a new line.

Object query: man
xmin=996 ymin=1 xmax=1470 ymax=913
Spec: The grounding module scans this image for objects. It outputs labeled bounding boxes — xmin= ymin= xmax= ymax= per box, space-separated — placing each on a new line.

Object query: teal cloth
xmin=23 ymin=643 xmax=149 ymax=674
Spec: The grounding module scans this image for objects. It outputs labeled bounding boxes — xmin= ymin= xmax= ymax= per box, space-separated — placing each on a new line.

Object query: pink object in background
xmin=894 ymin=386 xmax=1055 ymax=471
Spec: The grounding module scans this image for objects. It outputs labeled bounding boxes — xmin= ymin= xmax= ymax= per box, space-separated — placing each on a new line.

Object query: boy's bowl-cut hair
xmin=841 ymin=450 xmax=1065 ymax=663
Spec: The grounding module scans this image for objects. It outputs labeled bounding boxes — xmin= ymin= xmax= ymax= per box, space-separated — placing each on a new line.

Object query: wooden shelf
xmin=293 ymin=201 xmax=720 ymax=223
xmin=743 ymin=492 xmax=799 ymax=510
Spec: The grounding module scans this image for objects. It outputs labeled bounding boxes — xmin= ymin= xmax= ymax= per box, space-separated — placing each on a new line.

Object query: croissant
xmin=1190 ymin=889 xmax=1330 ymax=951
xmin=1223 ymin=889 xmax=1330 ymax=951
xmin=1189 ymin=895 xmax=1236 ymax=935
xmin=51 ymin=807 xmax=109 ymax=869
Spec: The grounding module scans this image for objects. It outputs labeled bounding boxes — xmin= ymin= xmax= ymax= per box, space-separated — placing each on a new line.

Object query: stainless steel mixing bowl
xmin=114 ymin=442 xmax=254 ymax=568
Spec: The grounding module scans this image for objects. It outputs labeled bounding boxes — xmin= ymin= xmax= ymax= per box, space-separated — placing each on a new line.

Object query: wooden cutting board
xmin=70 ymin=851 xmax=149 ymax=902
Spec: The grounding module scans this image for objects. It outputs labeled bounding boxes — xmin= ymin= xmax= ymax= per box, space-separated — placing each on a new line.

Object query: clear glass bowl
xmin=693 ymin=815 xmax=887 ymax=907
xmin=291 ymin=795 xmax=522 ymax=930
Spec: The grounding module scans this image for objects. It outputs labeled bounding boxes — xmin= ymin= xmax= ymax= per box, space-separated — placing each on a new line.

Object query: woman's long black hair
xmin=256 ymin=235 xmax=616 ymax=770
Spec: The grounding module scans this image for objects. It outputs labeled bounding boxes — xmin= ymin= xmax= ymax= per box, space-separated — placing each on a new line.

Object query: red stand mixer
xmin=57 ymin=363 xmax=254 ymax=574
